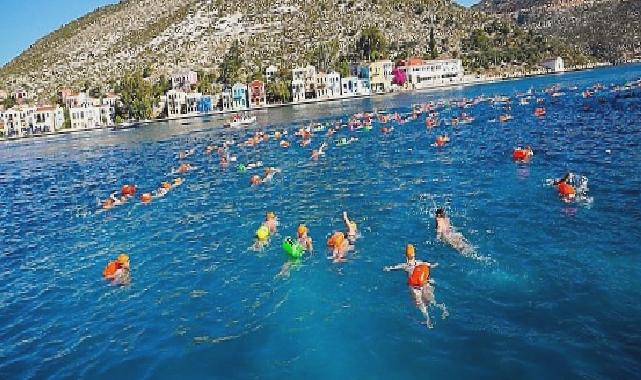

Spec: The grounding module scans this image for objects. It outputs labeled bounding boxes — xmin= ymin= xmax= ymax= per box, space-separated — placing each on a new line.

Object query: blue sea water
xmin=2 ymin=65 xmax=641 ymax=380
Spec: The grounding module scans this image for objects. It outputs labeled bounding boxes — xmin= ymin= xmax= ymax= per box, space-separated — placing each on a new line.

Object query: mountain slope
xmin=1 ymin=0 xmax=590 ymax=99
xmin=474 ymin=0 xmax=641 ymax=61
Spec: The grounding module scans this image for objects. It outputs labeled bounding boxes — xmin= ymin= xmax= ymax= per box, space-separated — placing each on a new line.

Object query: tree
xmin=118 ymin=71 xmax=153 ymax=120
xmin=356 ymin=26 xmax=387 ymax=61
xmin=2 ymin=96 xmax=16 ymax=109
xmin=63 ymin=107 xmax=71 ymax=129
xmin=220 ymin=41 xmax=243 ymax=85
xmin=429 ymin=27 xmax=438 ymax=59
xmin=196 ymin=71 xmax=215 ymax=94
xmin=266 ymin=80 xmax=290 ymax=104
xmin=337 ymin=57 xmax=350 ymax=78
xmin=153 ymin=75 xmax=171 ymax=99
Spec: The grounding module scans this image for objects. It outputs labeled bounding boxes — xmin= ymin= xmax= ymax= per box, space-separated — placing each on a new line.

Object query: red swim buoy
xmin=513 ymin=149 xmax=527 ymax=160
xmin=558 ymin=182 xmax=576 ymax=197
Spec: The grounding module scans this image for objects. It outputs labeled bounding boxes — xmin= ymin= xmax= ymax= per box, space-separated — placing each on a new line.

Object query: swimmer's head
xmin=117 ymin=253 xmax=130 ymax=265
xmin=435 ymin=208 xmax=445 ymax=218
xmin=250 ymin=175 xmax=261 ymax=185
xmin=405 ymin=244 xmax=415 ymax=259
xmin=161 ymin=181 xmax=171 ymax=189
xmin=297 ymin=224 xmax=307 ymax=236
xmin=266 ymin=212 xmax=276 ymax=220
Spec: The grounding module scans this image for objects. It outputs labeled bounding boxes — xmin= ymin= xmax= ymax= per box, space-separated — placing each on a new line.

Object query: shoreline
xmin=0 ymin=62 xmax=622 ymax=143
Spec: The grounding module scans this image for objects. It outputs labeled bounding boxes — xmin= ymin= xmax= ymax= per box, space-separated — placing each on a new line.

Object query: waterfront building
xmin=231 ymin=83 xmax=249 ymax=110
xmin=219 ymin=90 xmax=232 ymax=111
xmin=166 ymin=89 xmax=187 ymax=117
xmin=315 ymin=71 xmax=342 ymax=99
xmin=541 ymin=57 xmax=565 ymax=73
xmin=291 ymin=79 xmax=306 ymax=103
xmin=265 ymin=65 xmax=278 ymax=82
xmin=248 ymin=80 xmax=267 ymax=108
xmin=369 ymin=60 xmax=394 ymax=93
xmin=341 ymin=76 xmax=359 ymax=97
xmin=171 ymin=70 xmax=198 ymax=91
xmin=1 ymin=105 xmax=64 ymax=137
xmin=69 ymin=104 xmax=113 ymax=129
xmin=397 ymin=58 xmax=463 ymax=89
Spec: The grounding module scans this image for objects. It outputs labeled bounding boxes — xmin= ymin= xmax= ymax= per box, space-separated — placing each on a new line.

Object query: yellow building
xmin=369 ymin=60 xmax=393 ymax=93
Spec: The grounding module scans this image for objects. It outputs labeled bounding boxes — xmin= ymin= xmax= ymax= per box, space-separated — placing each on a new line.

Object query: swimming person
xmin=102 ymin=253 xmax=131 ymax=286
xmin=343 ymin=211 xmax=358 ymax=242
xmin=384 ymin=244 xmax=447 ymax=328
xmin=435 ymin=208 xmax=474 ymax=256
xmin=297 ymin=224 xmax=314 ymax=252
xmin=264 ymin=212 xmax=279 ymax=234
xmin=327 ymin=231 xmax=351 ymax=261
xmin=554 ymin=172 xmax=576 ymax=198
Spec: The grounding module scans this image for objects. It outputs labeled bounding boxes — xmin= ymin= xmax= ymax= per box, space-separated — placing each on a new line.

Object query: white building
xmin=1 ymin=105 xmax=64 ymax=137
xmin=171 ymin=70 xmax=198 ymax=91
xmin=69 ymin=105 xmax=112 ymax=129
xmin=166 ymin=90 xmax=189 ymax=117
xmin=265 ymin=65 xmax=278 ymax=82
xmin=398 ymin=58 xmax=464 ymax=89
xmin=369 ymin=60 xmax=394 ymax=93
xmin=291 ymin=79 xmax=306 ymax=103
xmin=541 ymin=57 xmax=565 ymax=73
xmin=315 ymin=72 xmax=342 ymax=99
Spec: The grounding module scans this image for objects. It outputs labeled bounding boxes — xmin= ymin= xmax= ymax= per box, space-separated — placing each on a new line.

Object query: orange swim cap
xmin=117 ymin=253 xmax=130 ymax=265
xmin=251 ymin=175 xmax=261 ymax=185
xmin=266 ymin=212 xmax=276 ymax=220
xmin=161 ymin=182 xmax=171 ymax=189
xmin=406 ymin=244 xmax=415 ymax=258
xmin=140 ymin=193 xmax=152 ymax=203
xmin=297 ymin=224 xmax=307 ymax=236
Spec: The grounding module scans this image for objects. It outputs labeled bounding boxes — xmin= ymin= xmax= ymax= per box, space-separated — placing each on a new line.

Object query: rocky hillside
xmin=475 ymin=0 xmax=641 ymax=61
xmin=1 ymin=0 xmax=589 ymax=100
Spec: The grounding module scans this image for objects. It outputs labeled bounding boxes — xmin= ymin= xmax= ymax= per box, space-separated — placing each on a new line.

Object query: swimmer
xmin=174 ymin=163 xmax=192 ymax=174
xmin=435 ymin=134 xmax=449 ymax=147
xmin=154 ymin=181 xmax=172 ymax=197
xmin=327 ymin=231 xmax=351 ymax=262
xmin=246 ymin=161 xmax=263 ymax=170
xmin=553 ymin=172 xmax=578 ymax=199
xmin=264 ymin=212 xmax=279 ymax=234
xmin=311 ymin=143 xmax=327 ymax=160
xmin=262 ymin=167 xmax=281 ymax=183
xmin=297 ymin=224 xmax=314 ymax=252
xmin=177 ymin=149 xmax=194 ymax=160
xmin=384 ymin=244 xmax=447 ymax=328
xmin=343 ymin=211 xmax=358 ymax=242
xmin=102 ymin=253 xmax=131 ymax=286
xmin=252 ymin=224 xmax=271 ymax=251
xmin=513 ymin=145 xmax=534 ymax=161
xmin=435 ymin=208 xmax=475 ymax=256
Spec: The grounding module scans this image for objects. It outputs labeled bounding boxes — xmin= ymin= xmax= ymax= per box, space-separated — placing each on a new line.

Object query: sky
xmin=0 ymin=0 xmax=478 ymax=66
xmin=0 ymin=0 xmax=118 ymax=66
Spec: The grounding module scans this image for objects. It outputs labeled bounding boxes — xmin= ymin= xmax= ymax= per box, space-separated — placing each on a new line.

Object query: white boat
xmin=225 ymin=113 xmax=256 ymax=128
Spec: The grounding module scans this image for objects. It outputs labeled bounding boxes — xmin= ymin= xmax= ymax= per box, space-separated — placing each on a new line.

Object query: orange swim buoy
xmin=408 ymin=264 xmax=430 ymax=287
xmin=558 ymin=182 xmax=576 ymax=197
xmin=140 ymin=193 xmax=152 ymax=203
xmin=121 ymin=185 xmax=136 ymax=196
xmin=102 ymin=260 xmax=121 ymax=279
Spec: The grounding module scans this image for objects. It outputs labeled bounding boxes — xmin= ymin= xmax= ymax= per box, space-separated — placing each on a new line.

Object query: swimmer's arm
xmin=342 ymin=211 xmax=351 ymax=225
xmin=384 ymin=263 xmax=407 ymax=272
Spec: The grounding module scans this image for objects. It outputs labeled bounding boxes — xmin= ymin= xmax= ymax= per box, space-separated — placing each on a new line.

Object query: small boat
xmin=224 ymin=113 xmax=256 ymax=128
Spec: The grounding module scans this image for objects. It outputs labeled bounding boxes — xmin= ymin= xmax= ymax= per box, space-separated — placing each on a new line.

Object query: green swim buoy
xmin=282 ymin=237 xmax=305 ymax=258
xmin=237 ymin=164 xmax=246 ymax=173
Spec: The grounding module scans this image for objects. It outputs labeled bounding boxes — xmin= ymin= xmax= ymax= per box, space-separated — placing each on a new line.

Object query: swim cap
xmin=266 ymin=212 xmax=276 ymax=220
xmin=117 ymin=253 xmax=129 ymax=265
xmin=297 ymin=224 xmax=307 ymax=236
xmin=256 ymin=225 xmax=269 ymax=241
xmin=334 ymin=232 xmax=345 ymax=247
xmin=405 ymin=244 xmax=415 ymax=258
xmin=251 ymin=175 xmax=261 ymax=185
xmin=161 ymin=182 xmax=171 ymax=189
